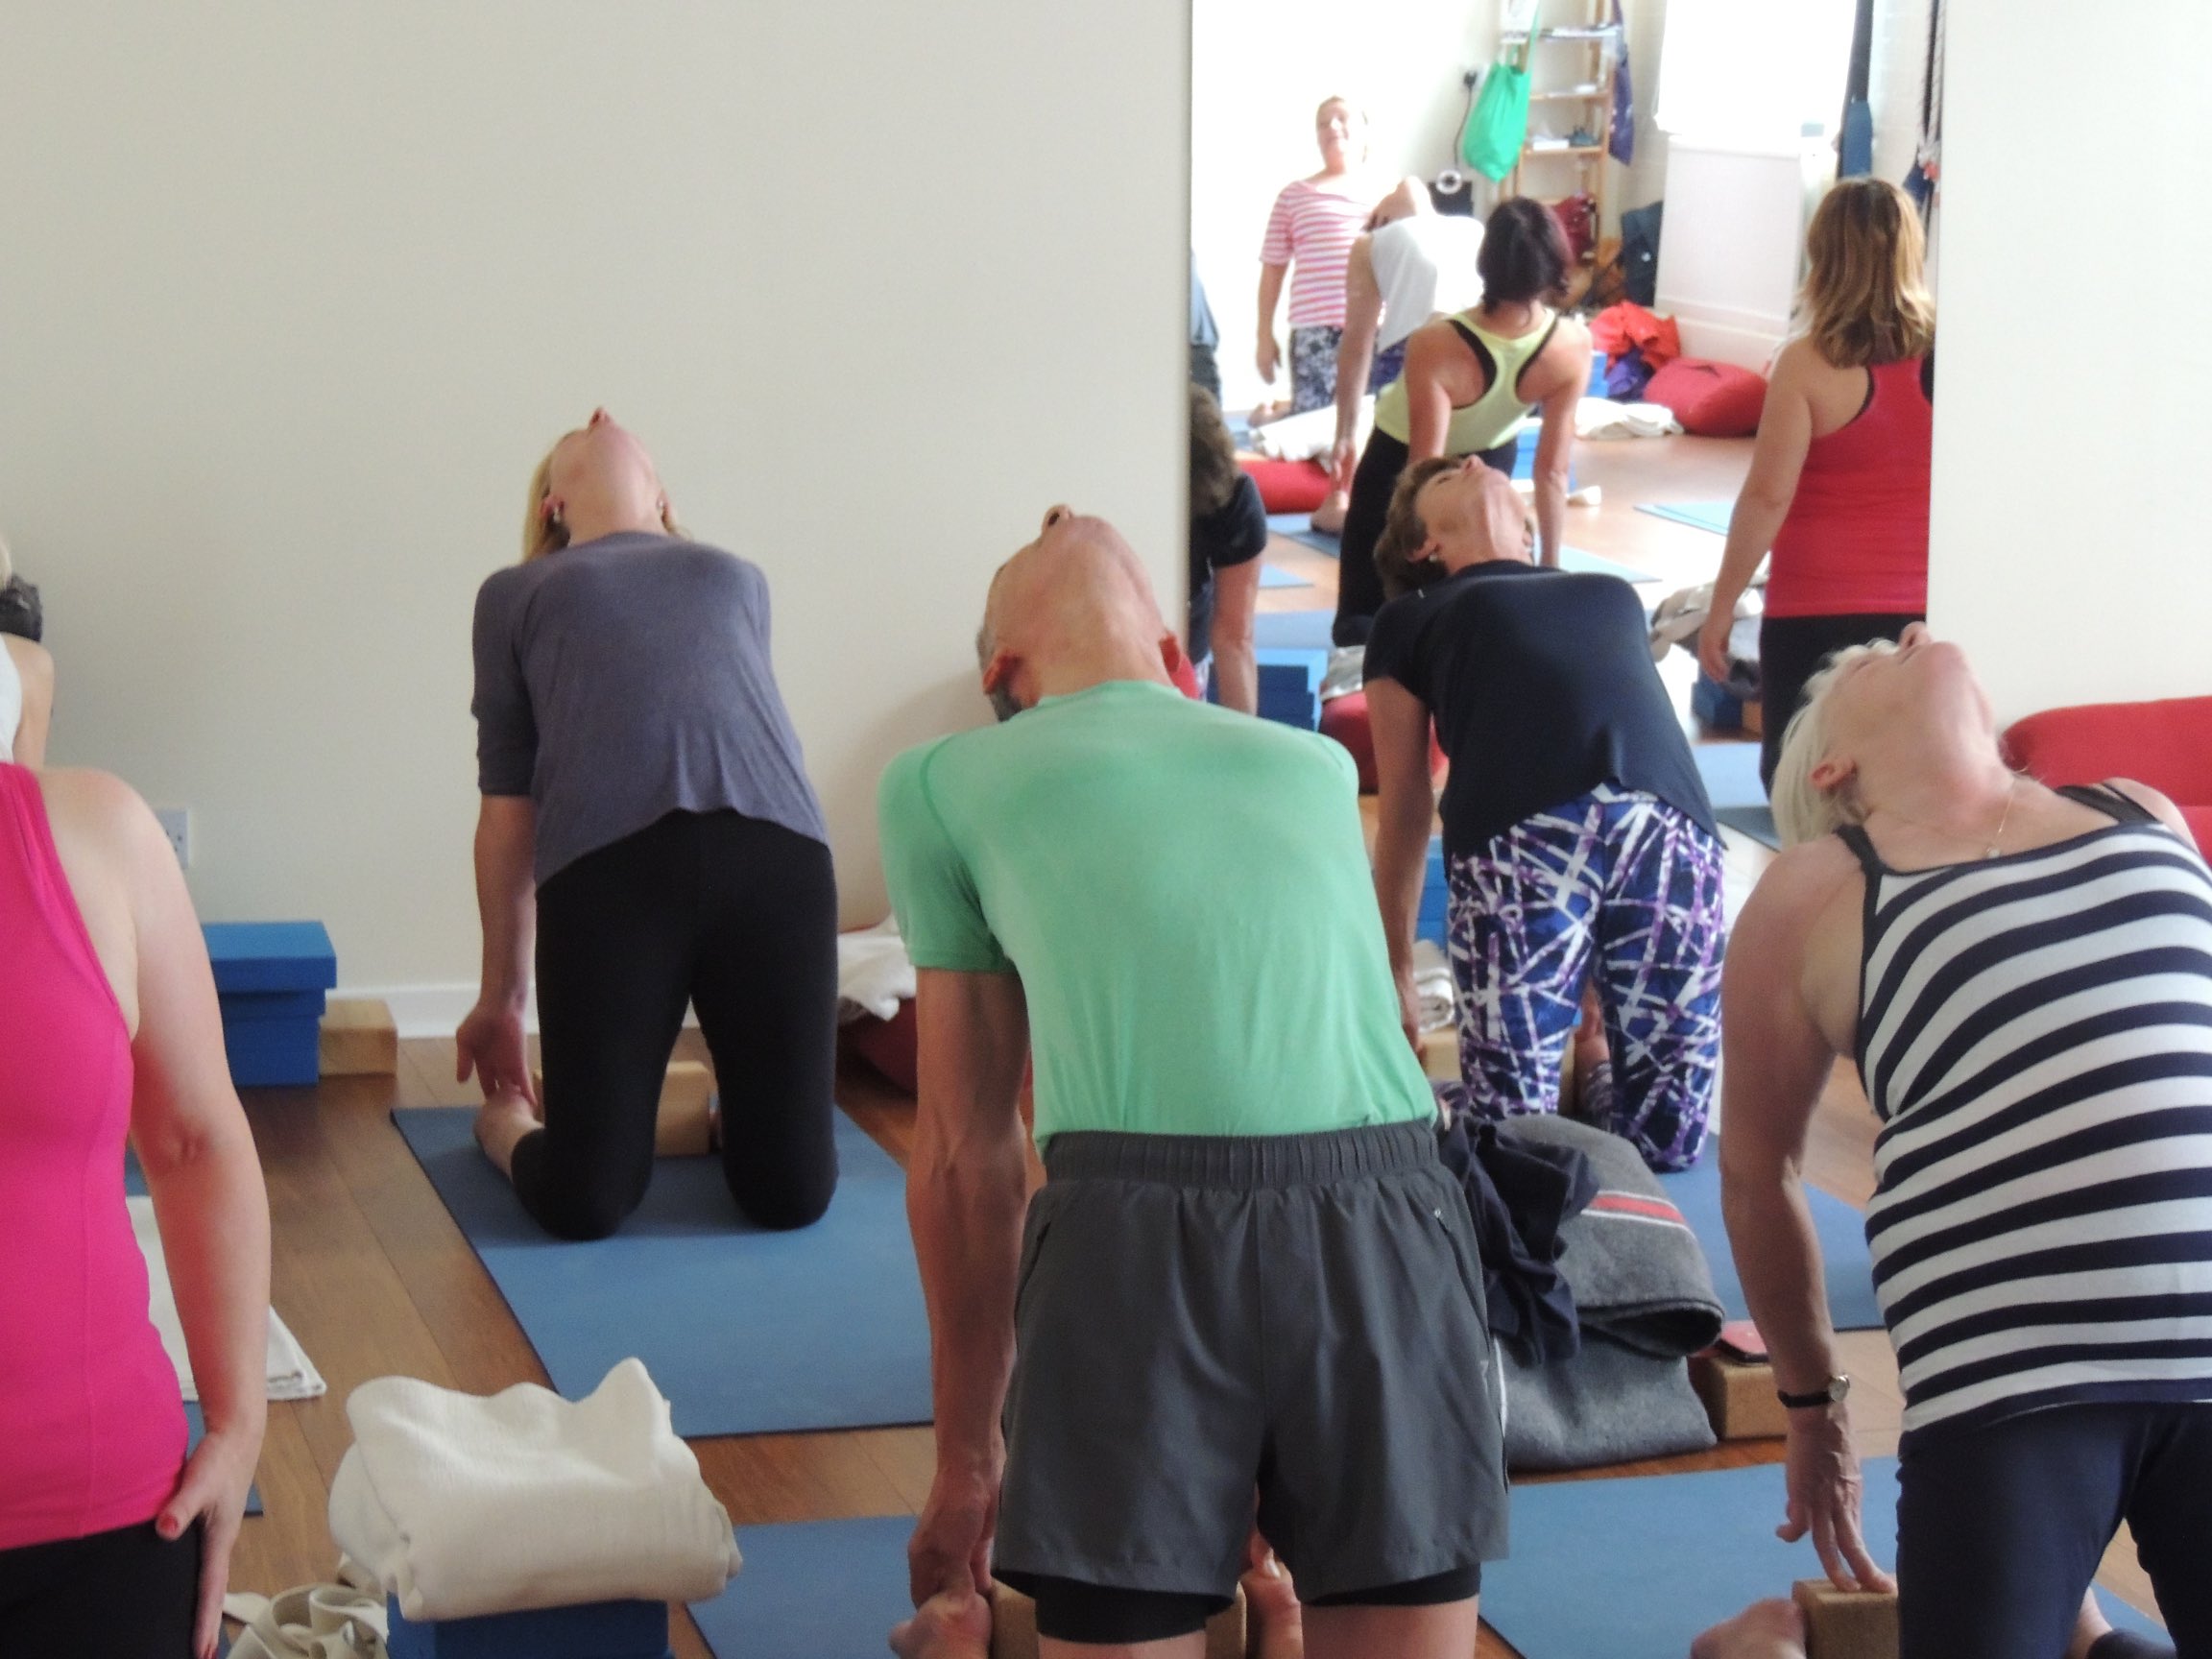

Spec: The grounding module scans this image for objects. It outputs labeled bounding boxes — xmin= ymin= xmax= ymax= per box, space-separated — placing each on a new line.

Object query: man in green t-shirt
xmin=879 ymin=506 xmax=1505 ymax=1658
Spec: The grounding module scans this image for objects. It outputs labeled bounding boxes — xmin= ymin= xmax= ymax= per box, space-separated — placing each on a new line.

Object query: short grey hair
xmin=1768 ymin=639 xmax=1898 ymax=845
xmin=975 ymin=610 xmax=1022 ymax=723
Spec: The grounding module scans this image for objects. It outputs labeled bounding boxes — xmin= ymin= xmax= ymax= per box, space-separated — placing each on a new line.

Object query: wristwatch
xmin=1776 ymin=1374 xmax=1851 ymax=1409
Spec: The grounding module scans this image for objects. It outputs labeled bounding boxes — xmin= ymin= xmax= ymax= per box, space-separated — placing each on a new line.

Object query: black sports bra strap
xmin=1834 ymin=823 xmax=1885 ymax=875
xmin=1447 ymin=317 xmax=1498 ymax=389
xmin=2056 ymin=781 xmax=2157 ymax=826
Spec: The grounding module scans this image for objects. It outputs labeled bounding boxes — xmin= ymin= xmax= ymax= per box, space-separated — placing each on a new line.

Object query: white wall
xmin=1929 ymin=0 xmax=2212 ymax=721
xmin=0 ymin=2 xmax=1188 ymax=999
xmin=1192 ymin=0 xmax=1500 ymax=415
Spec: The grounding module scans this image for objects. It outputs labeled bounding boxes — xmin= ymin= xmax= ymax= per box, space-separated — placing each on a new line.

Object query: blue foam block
xmin=393 ymin=1109 xmax=932 ymax=1438
xmin=1659 ymin=1144 xmax=1883 ymax=1331
xmin=218 ymin=1005 xmax=324 ymax=1087
xmin=1257 ymin=564 xmax=1311 ymax=589
xmin=689 ymin=1516 xmax=912 ymax=1659
xmin=1251 ymin=609 xmax=1334 ymax=650
xmin=386 ymin=1597 xmax=669 ymax=1659
xmin=1479 ymin=1458 xmax=2165 ymax=1658
xmin=202 ymin=921 xmax=337 ymax=994
xmin=1255 ymin=645 xmax=1326 ymax=731
xmin=1692 ymin=739 xmax=1767 ymax=811
xmin=1634 ymin=498 xmax=1735 ymax=537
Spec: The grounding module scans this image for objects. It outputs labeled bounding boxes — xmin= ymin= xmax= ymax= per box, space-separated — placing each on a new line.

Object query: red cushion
xmin=1318 ymin=689 xmax=1447 ymax=794
xmin=844 ymin=999 xmax=917 ymax=1095
xmin=1240 ymin=458 xmax=1332 ymax=515
xmin=1644 ymin=358 xmax=1767 ymax=438
xmin=2003 ymin=696 xmax=2212 ymax=836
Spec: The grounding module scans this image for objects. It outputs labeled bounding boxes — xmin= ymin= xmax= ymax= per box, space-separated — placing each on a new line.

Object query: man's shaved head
xmin=975 ymin=506 xmax=1177 ymax=719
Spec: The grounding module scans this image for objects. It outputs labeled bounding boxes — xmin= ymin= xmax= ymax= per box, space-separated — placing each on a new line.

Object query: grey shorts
xmin=994 ymin=1119 xmax=1509 ymax=1602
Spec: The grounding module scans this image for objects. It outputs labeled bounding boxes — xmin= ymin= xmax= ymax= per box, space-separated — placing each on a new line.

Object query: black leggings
xmin=0 ymin=1520 xmax=201 ymax=1657
xmin=513 ymin=808 xmax=839 ymax=1241
xmin=1029 ymin=1564 xmax=1481 ymax=1646
xmin=1896 ymin=1403 xmax=2209 ymax=1659
xmin=1333 ymin=429 xmax=1518 ymax=647
xmin=1755 ymin=611 xmax=1921 ymax=789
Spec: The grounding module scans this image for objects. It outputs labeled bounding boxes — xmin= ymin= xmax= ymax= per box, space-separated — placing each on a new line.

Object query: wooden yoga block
xmin=527 ymin=1060 xmax=716 ymax=1157
xmin=988 ymin=1580 xmax=1244 ymax=1659
xmin=318 ymin=997 xmax=398 ymax=1076
xmin=1690 ymin=1349 xmax=1790 ymax=1440
xmin=1792 ymin=1578 xmax=1898 ymax=1659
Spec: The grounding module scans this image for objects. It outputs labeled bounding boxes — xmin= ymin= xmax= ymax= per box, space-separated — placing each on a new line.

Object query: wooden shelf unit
xmin=1502 ymin=0 xmax=1621 ymax=260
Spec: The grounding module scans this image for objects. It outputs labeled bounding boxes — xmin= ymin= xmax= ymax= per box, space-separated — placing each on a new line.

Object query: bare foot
xmin=1690 ymin=1598 xmax=1806 ymax=1659
xmin=2067 ymin=1588 xmax=2115 ymax=1659
xmin=1240 ymin=1549 xmax=1305 ymax=1659
xmin=1310 ymin=491 xmax=1349 ymax=535
xmin=471 ymin=1088 xmax=541 ymax=1178
xmin=889 ymin=1587 xmax=993 ymax=1659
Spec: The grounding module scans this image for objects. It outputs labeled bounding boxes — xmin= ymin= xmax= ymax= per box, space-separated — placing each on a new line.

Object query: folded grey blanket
xmin=1495 ymin=1117 xmax=1725 ymax=1471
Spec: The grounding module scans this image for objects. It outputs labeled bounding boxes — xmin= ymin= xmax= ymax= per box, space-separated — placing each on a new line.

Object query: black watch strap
xmin=1777 ymin=1374 xmax=1850 ymax=1408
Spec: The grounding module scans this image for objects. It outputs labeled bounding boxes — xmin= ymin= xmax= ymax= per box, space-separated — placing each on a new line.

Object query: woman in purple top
xmin=461 ymin=409 xmax=838 ymax=1239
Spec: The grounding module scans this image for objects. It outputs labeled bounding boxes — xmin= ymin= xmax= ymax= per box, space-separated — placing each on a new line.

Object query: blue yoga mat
xmin=1694 ymin=739 xmax=1766 ymax=809
xmin=690 ymin=1515 xmax=911 ymax=1659
xmin=1635 ymin=498 xmax=1734 ymax=536
xmin=1259 ymin=564 xmax=1311 ymax=589
xmin=1264 ymin=512 xmax=1342 ymax=556
xmin=1660 ymin=1147 xmax=1883 ymax=1332
xmin=1253 ymin=609 xmax=1335 ymax=650
xmin=394 ymin=1109 xmax=932 ymax=1438
xmin=1480 ymin=1458 xmax=2166 ymax=1656
xmin=1559 ymin=546 xmax=1656 ymax=584
xmin=183 ymin=1402 xmax=263 ymax=1515
xmin=1717 ymin=803 xmax=1782 ymax=849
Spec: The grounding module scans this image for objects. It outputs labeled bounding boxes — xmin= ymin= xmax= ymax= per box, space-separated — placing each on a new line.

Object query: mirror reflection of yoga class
xmin=6 ymin=2 xmax=2210 ymax=1657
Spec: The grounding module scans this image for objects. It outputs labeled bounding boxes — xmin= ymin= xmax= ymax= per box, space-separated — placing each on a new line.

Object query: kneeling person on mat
xmin=881 ymin=507 xmax=1505 ymax=1658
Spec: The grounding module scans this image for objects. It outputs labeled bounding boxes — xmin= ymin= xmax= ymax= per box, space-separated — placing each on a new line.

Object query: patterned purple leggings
xmin=1442 ymin=786 xmax=1725 ymax=1171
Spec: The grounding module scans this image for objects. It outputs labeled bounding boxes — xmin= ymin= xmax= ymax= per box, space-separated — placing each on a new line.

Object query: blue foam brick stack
xmin=1588 ymin=350 xmax=1609 ymax=396
xmin=1417 ymin=836 xmax=1449 ymax=947
xmin=1690 ymin=672 xmax=1749 ymax=732
xmin=203 ymin=921 xmax=337 ymax=1088
xmin=385 ymin=1597 xmax=670 ymax=1659
xmin=1508 ymin=424 xmax=1574 ymax=489
xmin=1255 ymin=645 xmax=1326 ymax=731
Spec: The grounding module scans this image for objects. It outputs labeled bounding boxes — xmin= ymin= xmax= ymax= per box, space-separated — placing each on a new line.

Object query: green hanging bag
xmin=1461 ymin=2 xmax=1545 ymax=181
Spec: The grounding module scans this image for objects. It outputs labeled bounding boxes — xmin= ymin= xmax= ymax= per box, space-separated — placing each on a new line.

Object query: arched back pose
xmin=1697 ymin=178 xmax=1935 ymax=788
xmin=0 ymin=760 xmax=270 ymax=1659
xmin=1367 ymin=457 xmax=1723 ymax=1171
xmin=462 ymin=409 xmax=839 ymax=1240
xmin=1333 ymin=197 xmax=1590 ymax=645
xmin=1721 ymin=627 xmax=2211 ymax=1659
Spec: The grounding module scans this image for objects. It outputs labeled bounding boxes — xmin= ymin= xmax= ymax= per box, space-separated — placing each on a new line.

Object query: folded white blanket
xmin=327 ymin=1360 xmax=739 ymax=1620
xmin=1248 ymin=398 xmax=1369 ymax=463
xmin=1576 ymin=397 xmax=1684 ymax=440
xmin=837 ymin=915 xmax=915 ymax=1022
xmin=131 ymin=1194 xmax=325 ymax=1402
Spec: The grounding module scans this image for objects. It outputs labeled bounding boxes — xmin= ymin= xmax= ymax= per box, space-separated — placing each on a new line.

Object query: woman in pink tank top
xmin=1697 ymin=179 xmax=1936 ymax=789
xmin=0 ymin=761 xmax=270 ymax=1659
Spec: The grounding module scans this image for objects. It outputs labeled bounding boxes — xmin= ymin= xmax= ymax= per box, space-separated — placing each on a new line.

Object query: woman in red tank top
xmin=1696 ymin=179 xmax=1936 ymax=788
xmin=0 ymin=762 xmax=269 ymax=1659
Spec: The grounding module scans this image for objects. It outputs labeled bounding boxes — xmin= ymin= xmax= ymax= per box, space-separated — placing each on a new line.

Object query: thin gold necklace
xmin=1878 ymin=775 xmax=2018 ymax=859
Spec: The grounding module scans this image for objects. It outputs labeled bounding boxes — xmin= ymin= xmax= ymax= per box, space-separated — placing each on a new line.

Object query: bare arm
xmin=1719 ymin=850 xmax=1893 ymax=1595
xmin=1700 ymin=347 xmax=1815 ymax=681
xmin=906 ymin=967 xmax=1032 ymax=1605
xmin=6 ymin=636 xmax=52 ymax=766
xmin=1402 ymin=325 xmax=1458 ymax=461
xmin=456 ymin=794 xmax=538 ymax=1100
xmin=1529 ymin=336 xmax=1590 ymax=567
xmin=1367 ymin=677 xmax=1437 ymax=1048
xmin=68 ymin=772 xmax=270 ymax=1659
xmin=1256 ymin=263 xmax=1288 ymax=383
xmin=1209 ymin=559 xmax=1262 ymax=716
xmin=1333 ymin=241 xmax=1383 ymax=471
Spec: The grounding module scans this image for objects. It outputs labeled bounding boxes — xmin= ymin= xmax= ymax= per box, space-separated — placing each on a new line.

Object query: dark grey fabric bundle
xmin=1493 ymin=1116 xmax=1724 ymax=1471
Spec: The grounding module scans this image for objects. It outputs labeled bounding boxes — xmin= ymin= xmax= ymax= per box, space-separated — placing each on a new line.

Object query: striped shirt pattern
xmin=1261 ymin=180 xmax=1370 ymax=328
xmin=1851 ymin=798 xmax=2212 ymax=1441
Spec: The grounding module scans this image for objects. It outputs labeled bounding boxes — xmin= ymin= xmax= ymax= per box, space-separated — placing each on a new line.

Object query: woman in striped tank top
xmin=1721 ymin=626 xmax=2210 ymax=1659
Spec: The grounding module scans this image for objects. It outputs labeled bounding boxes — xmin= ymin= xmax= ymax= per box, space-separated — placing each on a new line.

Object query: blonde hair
xmin=519 ymin=432 xmax=685 ymax=564
xmin=1799 ymin=178 xmax=1935 ymax=369
xmin=1768 ymin=638 xmax=1899 ymax=845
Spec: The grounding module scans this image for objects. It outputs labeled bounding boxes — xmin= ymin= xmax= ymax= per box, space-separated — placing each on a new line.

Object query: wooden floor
xmin=224 ymin=436 xmax=2159 ymax=1651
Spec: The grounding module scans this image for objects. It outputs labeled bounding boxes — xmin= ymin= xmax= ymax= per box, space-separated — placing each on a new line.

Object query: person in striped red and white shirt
xmin=1720 ymin=624 xmax=2209 ymax=1659
xmin=1257 ymin=97 xmax=1383 ymax=419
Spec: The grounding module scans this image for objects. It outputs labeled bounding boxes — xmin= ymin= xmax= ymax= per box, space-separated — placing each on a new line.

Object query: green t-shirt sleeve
xmin=878 ymin=743 xmax=1015 ymax=975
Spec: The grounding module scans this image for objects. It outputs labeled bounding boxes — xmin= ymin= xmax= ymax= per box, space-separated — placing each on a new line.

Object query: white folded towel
xmin=131 ymin=1194 xmax=325 ymax=1402
xmin=327 ymin=1360 xmax=739 ymax=1621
